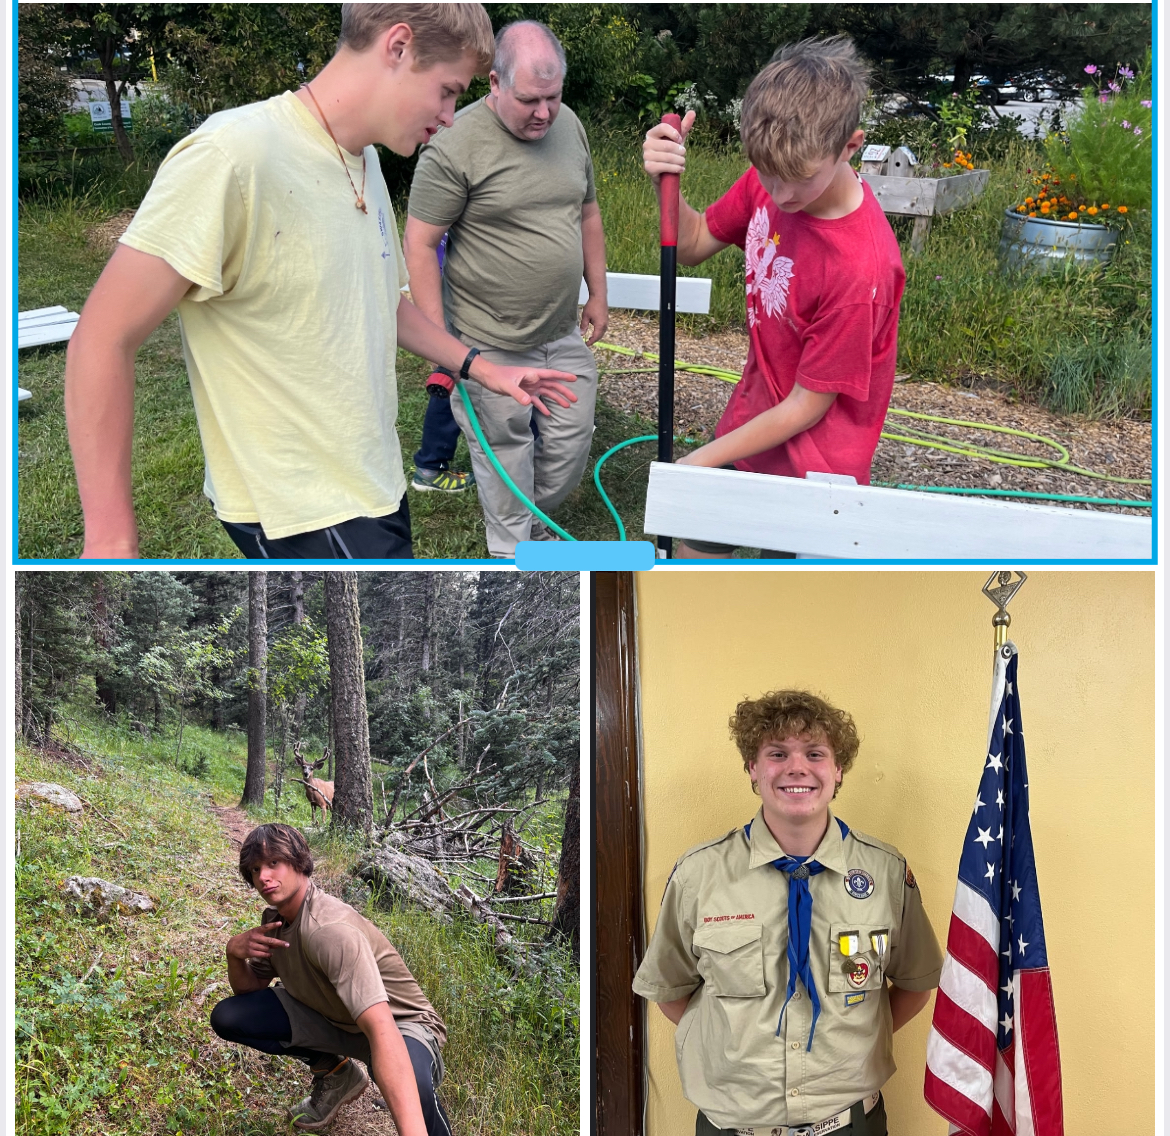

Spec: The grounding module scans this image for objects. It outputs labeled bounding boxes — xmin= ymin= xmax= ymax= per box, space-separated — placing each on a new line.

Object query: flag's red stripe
xmin=946 ymin=912 xmax=1000 ymax=991
xmin=1018 ymin=969 xmax=1065 ymax=1136
xmin=924 ymin=1065 xmax=991 ymax=1136
xmin=931 ymin=987 xmax=997 ymax=1072
xmin=991 ymin=1095 xmax=1015 ymax=1136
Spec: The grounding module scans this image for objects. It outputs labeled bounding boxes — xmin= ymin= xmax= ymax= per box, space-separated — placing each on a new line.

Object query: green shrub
xmin=1045 ymin=56 xmax=1152 ymax=209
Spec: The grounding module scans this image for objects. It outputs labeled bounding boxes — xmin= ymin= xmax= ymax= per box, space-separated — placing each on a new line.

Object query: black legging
xmin=210 ymin=989 xmax=450 ymax=1136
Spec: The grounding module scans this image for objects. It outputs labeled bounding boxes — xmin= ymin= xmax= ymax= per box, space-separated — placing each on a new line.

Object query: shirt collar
xmin=745 ymin=806 xmax=850 ymax=876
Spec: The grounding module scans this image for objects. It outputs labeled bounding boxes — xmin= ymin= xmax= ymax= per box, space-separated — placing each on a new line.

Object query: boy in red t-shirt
xmin=643 ymin=36 xmax=905 ymax=558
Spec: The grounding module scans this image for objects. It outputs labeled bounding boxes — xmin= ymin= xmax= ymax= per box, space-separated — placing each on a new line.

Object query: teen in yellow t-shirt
xmin=64 ymin=5 xmax=577 ymax=560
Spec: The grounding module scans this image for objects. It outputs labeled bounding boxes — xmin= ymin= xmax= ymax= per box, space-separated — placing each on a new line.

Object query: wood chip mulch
xmin=84 ymin=209 xmax=137 ymax=253
xmin=593 ymin=311 xmax=1151 ymax=515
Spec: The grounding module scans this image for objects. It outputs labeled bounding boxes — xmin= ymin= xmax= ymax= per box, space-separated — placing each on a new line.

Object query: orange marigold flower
xmin=1016 ymin=205 xmax=1026 ymax=212
xmin=1028 ymin=212 xmax=1037 ymax=217
xmin=1087 ymin=207 xmax=1098 ymax=215
xmin=1067 ymin=213 xmax=1078 ymax=221
xmin=1118 ymin=205 xmax=1128 ymax=213
xmin=1025 ymin=196 xmax=1034 ymax=204
xmin=1101 ymin=203 xmax=1110 ymax=210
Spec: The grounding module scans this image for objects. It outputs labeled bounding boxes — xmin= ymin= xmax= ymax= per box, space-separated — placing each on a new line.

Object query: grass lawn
xmin=18 ymin=127 xmax=1150 ymax=560
xmin=17 ymin=709 xmax=578 ymax=1136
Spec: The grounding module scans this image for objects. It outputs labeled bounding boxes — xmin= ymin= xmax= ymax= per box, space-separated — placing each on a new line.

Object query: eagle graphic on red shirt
xmin=744 ymin=206 xmax=794 ymax=327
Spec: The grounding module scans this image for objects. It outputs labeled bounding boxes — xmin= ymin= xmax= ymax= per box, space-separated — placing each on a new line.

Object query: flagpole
xmin=982 ymin=570 xmax=1027 ymax=649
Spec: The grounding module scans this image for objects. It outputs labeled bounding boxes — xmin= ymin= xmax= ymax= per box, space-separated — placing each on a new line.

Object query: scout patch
xmin=845 ymin=991 xmax=867 ymax=1006
xmin=846 ymin=958 xmax=870 ymax=987
xmin=844 ymin=868 xmax=875 ymax=899
xmin=905 ymin=864 xmax=918 ymax=889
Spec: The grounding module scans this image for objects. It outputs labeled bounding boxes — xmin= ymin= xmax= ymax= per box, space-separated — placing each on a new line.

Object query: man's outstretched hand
xmin=473 ymin=363 xmax=578 ymax=416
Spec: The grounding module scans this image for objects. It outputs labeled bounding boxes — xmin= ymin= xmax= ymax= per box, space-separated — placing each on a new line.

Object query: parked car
xmin=1008 ymin=71 xmax=1065 ymax=102
xmin=929 ymin=73 xmax=1002 ymax=105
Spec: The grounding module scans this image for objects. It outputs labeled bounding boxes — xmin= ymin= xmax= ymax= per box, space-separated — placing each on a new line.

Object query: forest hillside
xmin=16 ymin=571 xmax=580 ymax=1136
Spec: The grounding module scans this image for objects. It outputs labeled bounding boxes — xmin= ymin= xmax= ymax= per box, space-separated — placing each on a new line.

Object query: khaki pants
xmin=450 ymin=328 xmax=598 ymax=557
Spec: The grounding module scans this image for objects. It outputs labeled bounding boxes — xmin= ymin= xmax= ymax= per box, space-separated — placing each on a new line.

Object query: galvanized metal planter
xmin=999 ymin=208 xmax=1119 ymax=275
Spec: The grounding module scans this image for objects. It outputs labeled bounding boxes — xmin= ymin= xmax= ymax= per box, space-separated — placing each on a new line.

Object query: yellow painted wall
xmin=634 ymin=570 xmax=1154 ymax=1136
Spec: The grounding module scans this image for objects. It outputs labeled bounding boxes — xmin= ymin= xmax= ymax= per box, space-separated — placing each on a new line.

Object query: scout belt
xmin=732 ymin=1090 xmax=880 ymax=1136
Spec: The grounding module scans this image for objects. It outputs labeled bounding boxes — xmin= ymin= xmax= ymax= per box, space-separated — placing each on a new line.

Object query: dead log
xmin=358 ymin=847 xmax=535 ymax=975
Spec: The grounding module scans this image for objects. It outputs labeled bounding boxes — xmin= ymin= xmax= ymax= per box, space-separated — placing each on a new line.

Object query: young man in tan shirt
xmin=211 ymin=824 xmax=448 ymax=1133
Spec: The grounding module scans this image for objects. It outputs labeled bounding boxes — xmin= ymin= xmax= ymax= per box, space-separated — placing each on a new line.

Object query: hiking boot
xmin=411 ymin=466 xmax=475 ymax=493
xmin=291 ymin=1057 xmax=369 ymax=1131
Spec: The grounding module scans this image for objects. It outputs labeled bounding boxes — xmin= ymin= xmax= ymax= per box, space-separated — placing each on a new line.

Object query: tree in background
xmin=18 ymin=4 xmax=74 ymax=148
xmin=50 ymin=4 xmax=174 ymax=161
xmin=240 ymin=571 xmax=268 ymax=807
xmin=325 ymin=572 xmax=373 ymax=835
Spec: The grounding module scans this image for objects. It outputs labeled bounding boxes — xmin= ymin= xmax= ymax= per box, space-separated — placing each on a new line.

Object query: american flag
xmin=924 ymin=644 xmax=1064 ymax=1136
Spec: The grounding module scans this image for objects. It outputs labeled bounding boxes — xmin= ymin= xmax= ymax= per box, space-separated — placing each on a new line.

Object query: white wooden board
xmin=19 ymin=319 xmax=79 ymax=348
xmin=578 ymin=271 xmax=711 ymax=314
xmin=644 ymin=463 xmax=1150 ymax=559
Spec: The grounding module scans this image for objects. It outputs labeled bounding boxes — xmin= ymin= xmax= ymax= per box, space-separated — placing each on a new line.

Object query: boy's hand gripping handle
xmin=658 ymin=113 xmax=682 ymax=247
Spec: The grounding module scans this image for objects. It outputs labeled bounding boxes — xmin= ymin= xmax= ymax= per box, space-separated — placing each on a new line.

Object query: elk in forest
xmin=291 ymin=743 xmax=334 ymax=826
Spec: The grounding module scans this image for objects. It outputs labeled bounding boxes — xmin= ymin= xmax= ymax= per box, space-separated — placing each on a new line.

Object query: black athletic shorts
xmin=221 ymin=494 xmax=413 ymax=560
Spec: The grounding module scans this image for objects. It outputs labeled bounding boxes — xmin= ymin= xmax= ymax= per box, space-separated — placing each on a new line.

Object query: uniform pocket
xmin=692 ymin=921 xmax=765 ymax=997
xmin=826 ymin=922 xmax=888 ymax=993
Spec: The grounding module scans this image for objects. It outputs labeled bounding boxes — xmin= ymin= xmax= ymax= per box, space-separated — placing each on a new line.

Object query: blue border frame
xmin=11 ymin=4 xmax=1158 ymax=570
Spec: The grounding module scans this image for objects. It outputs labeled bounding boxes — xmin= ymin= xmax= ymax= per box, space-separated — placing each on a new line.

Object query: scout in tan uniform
xmin=211 ymin=824 xmax=449 ymax=1135
xmin=634 ymin=691 xmax=942 ymax=1136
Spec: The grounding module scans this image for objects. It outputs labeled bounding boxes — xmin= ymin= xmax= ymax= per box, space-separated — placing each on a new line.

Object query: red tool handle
xmin=659 ymin=112 xmax=682 ymax=247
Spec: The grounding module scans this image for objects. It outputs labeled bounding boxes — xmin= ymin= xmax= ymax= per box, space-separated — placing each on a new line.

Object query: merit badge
xmin=838 ymin=931 xmax=860 ymax=957
xmin=845 ymin=991 xmax=867 ymax=1007
xmin=905 ymin=864 xmax=918 ymax=889
xmin=844 ymin=868 xmax=875 ymax=899
xmin=847 ymin=959 xmax=870 ymax=987
xmin=869 ymin=931 xmax=889 ymax=957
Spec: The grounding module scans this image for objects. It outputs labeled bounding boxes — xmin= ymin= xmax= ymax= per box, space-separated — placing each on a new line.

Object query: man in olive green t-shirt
xmin=211 ymin=824 xmax=448 ymax=1134
xmin=634 ymin=691 xmax=943 ymax=1136
xmin=405 ymin=19 xmax=608 ymax=557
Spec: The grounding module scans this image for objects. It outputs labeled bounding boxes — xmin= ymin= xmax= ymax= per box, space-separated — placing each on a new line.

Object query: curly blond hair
xmin=729 ymin=689 xmax=860 ymax=788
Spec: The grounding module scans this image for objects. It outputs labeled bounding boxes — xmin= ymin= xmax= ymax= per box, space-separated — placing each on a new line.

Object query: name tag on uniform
xmin=845 ymin=991 xmax=867 ymax=1006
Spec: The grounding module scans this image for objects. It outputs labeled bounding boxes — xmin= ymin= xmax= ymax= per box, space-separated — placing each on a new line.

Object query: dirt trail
xmin=207 ymin=805 xmax=399 ymax=1135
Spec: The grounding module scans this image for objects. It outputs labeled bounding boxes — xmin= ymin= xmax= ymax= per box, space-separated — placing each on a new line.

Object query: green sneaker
xmin=411 ymin=466 xmax=475 ymax=493
xmin=291 ymin=1057 xmax=369 ymax=1131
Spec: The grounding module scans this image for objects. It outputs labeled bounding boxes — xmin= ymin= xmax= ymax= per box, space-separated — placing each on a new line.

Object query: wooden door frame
xmin=593 ymin=572 xmax=645 ymax=1136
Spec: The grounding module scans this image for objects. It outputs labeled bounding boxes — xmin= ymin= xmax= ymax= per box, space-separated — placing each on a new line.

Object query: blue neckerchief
xmin=745 ymin=818 xmax=849 ymax=1051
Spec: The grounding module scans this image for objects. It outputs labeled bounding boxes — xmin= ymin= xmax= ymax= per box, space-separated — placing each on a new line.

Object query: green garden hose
xmin=595 ymin=341 xmax=1152 ymax=488
xmin=456 ymin=342 xmax=1150 ymax=549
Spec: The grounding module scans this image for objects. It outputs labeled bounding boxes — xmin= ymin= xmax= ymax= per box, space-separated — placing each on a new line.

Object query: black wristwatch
xmin=459 ymin=347 xmax=481 ymax=381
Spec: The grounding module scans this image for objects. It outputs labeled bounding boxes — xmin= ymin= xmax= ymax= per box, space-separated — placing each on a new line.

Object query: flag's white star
xmin=996 ymin=826 xmax=1004 ymax=844
xmin=985 ymin=863 xmax=996 ymax=883
xmin=1002 ymin=716 xmax=1013 ymax=735
xmin=1001 ymin=980 xmax=1013 ymax=998
xmin=996 ymin=789 xmax=1005 ymax=809
xmin=1006 ymin=682 xmax=1013 ymax=695
xmin=1002 ymin=943 xmax=1012 ymax=961
xmin=1000 ymin=1012 xmax=1013 ymax=1034
xmin=1011 ymin=881 xmax=1022 ymax=902
xmin=1007 ymin=910 xmax=1014 ymax=927
xmin=987 ymin=751 xmax=1004 ymax=773
xmin=974 ymin=827 xmax=994 ymax=849
xmin=973 ymin=793 xmax=985 ymax=813
xmin=1018 ymin=935 xmax=1029 ymax=957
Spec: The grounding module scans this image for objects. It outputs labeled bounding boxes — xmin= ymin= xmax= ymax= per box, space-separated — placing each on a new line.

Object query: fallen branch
xmin=492 ymin=912 xmax=552 ymax=926
xmin=488 ymin=892 xmax=558 ymax=904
